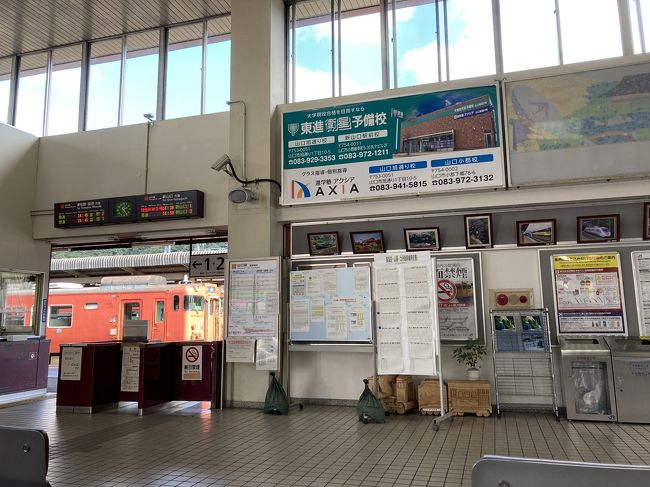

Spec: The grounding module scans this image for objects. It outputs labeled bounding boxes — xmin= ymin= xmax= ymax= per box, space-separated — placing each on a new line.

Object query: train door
xmin=151 ymin=299 xmax=166 ymax=341
xmin=121 ymin=300 xmax=142 ymax=338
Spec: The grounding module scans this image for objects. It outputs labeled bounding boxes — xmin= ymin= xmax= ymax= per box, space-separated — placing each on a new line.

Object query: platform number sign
xmin=189 ymin=253 xmax=227 ymax=278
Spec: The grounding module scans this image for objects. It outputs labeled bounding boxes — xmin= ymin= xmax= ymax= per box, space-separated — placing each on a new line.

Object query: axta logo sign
xmin=290 ymin=180 xmax=359 ymax=199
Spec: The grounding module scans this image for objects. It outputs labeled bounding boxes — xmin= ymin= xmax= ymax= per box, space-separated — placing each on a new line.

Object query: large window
xmin=123 ymin=31 xmax=159 ymax=126
xmin=0 ymin=57 xmax=11 ymax=124
xmin=87 ymin=39 xmax=122 ymax=130
xmin=47 ymin=45 xmax=82 ymax=135
xmin=48 ymin=305 xmax=73 ymax=328
xmin=500 ymin=0 xmax=559 ymax=72
xmin=15 ymin=52 xmax=48 ymax=136
xmin=166 ymin=23 xmax=203 ymax=119
xmin=205 ymin=17 xmax=232 ymax=113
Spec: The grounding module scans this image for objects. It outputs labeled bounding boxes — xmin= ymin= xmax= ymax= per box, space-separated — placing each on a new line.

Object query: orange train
xmin=42 ymin=276 xmax=224 ymax=354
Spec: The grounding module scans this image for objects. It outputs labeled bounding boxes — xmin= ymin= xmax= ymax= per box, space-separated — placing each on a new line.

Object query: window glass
xmin=15 ymin=52 xmax=48 ymax=136
xmin=393 ymin=0 xmax=440 ymax=87
xmin=48 ymin=305 xmax=73 ymax=328
xmin=629 ymin=0 xmax=650 ymax=53
xmin=173 ymin=295 xmax=180 ymax=310
xmin=339 ymin=3 xmax=383 ymax=96
xmin=1 ymin=272 xmax=39 ymax=335
xmin=446 ymin=0 xmax=495 ymax=80
xmin=166 ymin=23 xmax=203 ymax=119
xmin=500 ymin=0 xmax=559 ymax=72
xmin=123 ymin=31 xmax=159 ymax=126
xmin=47 ymin=45 xmax=82 ymax=136
xmin=293 ymin=0 xmax=333 ymax=102
xmin=84 ymin=303 xmax=99 ymax=310
xmin=183 ymin=295 xmax=204 ymax=312
xmin=558 ymin=0 xmax=622 ymax=64
xmin=205 ymin=17 xmax=231 ymax=114
xmin=87 ymin=38 xmax=122 ymax=130
xmin=155 ymin=301 xmax=165 ymax=322
xmin=0 ymin=57 xmax=11 ymax=124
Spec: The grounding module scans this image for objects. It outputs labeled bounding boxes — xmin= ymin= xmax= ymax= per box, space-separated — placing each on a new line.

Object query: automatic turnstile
xmin=559 ymin=337 xmax=617 ymax=422
xmin=606 ymin=337 xmax=650 ymax=423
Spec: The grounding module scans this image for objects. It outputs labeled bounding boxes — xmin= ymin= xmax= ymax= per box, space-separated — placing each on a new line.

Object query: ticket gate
xmin=559 ymin=337 xmax=617 ymax=422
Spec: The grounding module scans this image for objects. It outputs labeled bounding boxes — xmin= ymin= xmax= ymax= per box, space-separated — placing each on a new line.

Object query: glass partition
xmin=0 ymin=271 xmax=42 ymax=336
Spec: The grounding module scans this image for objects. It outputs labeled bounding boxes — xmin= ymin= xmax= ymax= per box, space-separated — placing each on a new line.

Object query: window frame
xmin=47 ymin=304 xmax=74 ymax=328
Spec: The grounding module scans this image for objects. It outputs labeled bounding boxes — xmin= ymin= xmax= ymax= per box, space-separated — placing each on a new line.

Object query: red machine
xmin=44 ymin=276 xmax=223 ymax=354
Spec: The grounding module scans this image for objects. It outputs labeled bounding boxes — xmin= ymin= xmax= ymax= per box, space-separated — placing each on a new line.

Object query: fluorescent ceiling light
xmin=50 ymin=235 xmax=119 ymax=246
xmin=136 ymin=228 xmax=218 ymax=240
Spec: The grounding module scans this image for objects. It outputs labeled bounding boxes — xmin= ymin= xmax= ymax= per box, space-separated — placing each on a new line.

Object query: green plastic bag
xmin=357 ymin=379 xmax=385 ymax=424
xmin=263 ymin=372 xmax=289 ymax=415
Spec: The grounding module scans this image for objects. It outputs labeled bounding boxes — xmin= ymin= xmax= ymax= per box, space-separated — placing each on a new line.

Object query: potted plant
xmin=452 ymin=339 xmax=487 ymax=380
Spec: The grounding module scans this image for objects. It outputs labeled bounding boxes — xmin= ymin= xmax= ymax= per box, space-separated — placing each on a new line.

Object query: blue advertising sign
xmin=281 ymin=85 xmax=504 ymax=205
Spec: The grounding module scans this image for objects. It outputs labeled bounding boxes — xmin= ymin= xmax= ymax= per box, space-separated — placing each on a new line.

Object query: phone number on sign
xmin=339 ymin=149 xmax=390 ymax=160
xmin=287 ymin=155 xmax=336 ymax=165
xmin=432 ymin=175 xmax=494 ymax=186
xmin=369 ymin=181 xmax=428 ymax=191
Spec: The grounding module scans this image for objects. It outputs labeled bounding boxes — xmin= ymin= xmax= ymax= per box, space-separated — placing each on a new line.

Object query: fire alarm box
xmin=490 ymin=289 xmax=534 ymax=310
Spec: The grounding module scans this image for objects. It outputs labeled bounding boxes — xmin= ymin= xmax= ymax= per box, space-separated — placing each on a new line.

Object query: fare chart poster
xmin=552 ymin=253 xmax=627 ymax=335
xmin=281 ymin=85 xmax=504 ymax=205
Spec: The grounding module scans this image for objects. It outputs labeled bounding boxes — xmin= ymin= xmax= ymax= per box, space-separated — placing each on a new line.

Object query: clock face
xmin=114 ymin=200 xmax=133 ymax=218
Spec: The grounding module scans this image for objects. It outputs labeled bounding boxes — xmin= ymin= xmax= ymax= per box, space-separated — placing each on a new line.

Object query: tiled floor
xmin=1 ymin=398 xmax=650 ymax=486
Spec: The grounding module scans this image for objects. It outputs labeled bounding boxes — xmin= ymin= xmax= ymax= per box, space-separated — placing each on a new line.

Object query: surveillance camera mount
xmin=211 ymin=154 xmax=282 ymax=194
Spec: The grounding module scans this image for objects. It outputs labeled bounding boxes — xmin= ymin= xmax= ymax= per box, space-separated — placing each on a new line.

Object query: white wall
xmin=32 ymin=112 xmax=231 ymax=240
xmin=0 ymin=124 xmax=50 ymax=273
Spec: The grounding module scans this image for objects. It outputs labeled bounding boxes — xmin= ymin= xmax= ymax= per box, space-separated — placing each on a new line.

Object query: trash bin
xmin=606 ymin=337 xmax=650 ymax=423
xmin=559 ymin=337 xmax=617 ymax=421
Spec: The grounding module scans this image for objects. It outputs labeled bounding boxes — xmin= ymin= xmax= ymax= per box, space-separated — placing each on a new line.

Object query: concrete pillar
xmin=224 ymin=0 xmax=285 ymax=404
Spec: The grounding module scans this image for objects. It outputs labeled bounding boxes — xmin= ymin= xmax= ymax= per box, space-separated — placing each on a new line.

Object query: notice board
xmin=289 ymin=267 xmax=372 ymax=342
xmin=374 ymin=252 xmax=438 ymax=375
xmin=226 ymin=257 xmax=280 ymax=337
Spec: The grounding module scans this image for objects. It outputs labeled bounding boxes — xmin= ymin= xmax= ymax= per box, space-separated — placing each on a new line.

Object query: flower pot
xmin=466 ymin=368 xmax=480 ymax=380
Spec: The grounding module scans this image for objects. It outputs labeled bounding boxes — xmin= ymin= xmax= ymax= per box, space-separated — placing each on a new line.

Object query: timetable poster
xmin=552 ymin=253 xmax=627 ymax=335
xmin=289 ymin=267 xmax=372 ymax=342
xmin=227 ymin=259 xmax=279 ymax=337
xmin=632 ymin=251 xmax=650 ymax=338
xmin=436 ymin=258 xmax=478 ymax=340
xmin=374 ymin=252 xmax=438 ymax=375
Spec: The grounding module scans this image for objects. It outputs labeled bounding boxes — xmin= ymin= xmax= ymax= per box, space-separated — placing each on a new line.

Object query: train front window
xmin=183 ymin=295 xmax=204 ymax=311
xmin=48 ymin=305 xmax=73 ymax=328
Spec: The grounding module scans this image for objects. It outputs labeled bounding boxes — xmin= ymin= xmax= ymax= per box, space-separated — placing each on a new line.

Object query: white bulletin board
xmin=225 ymin=257 xmax=281 ymax=338
xmin=374 ymin=252 xmax=439 ymax=375
xmin=289 ymin=267 xmax=372 ymax=342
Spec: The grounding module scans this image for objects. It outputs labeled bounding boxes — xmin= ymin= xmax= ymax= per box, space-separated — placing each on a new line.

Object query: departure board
xmin=54 ymin=199 xmax=109 ymax=227
xmin=136 ymin=190 xmax=204 ymax=221
xmin=54 ymin=190 xmax=204 ymax=228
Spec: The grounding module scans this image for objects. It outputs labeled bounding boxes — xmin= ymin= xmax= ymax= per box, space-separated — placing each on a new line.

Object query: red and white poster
xmin=436 ymin=259 xmax=478 ymax=340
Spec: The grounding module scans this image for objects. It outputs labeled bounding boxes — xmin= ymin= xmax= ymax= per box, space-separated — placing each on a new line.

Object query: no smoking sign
xmin=437 ymin=279 xmax=457 ymax=303
xmin=182 ymin=345 xmax=202 ymax=380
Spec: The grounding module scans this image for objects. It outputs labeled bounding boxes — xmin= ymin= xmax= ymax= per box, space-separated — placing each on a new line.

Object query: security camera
xmin=211 ymin=154 xmax=232 ymax=172
xmin=228 ymin=188 xmax=258 ymax=204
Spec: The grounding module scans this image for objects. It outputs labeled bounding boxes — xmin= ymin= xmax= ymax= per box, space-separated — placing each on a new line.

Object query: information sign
xmin=189 ymin=253 xmax=227 ymax=278
xmin=120 ymin=344 xmax=141 ymax=392
xmin=60 ymin=346 xmax=82 ymax=381
xmin=181 ymin=345 xmax=202 ymax=380
xmin=226 ymin=258 xmax=280 ymax=337
xmin=225 ymin=337 xmax=256 ymax=363
xmin=374 ymin=252 xmax=438 ymax=375
xmin=282 ymin=85 xmax=504 ymax=205
xmin=54 ymin=199 xmax=108 ymax=227
xmin=256 ymin=337 xmax=279 ymax=370
xmin=632 ymin=251 xmax=650 ymax=338
xmin=136 ymin=190 xmax=204 ymax=221
xmin=552 ymin=253 xmax=627 ymax=335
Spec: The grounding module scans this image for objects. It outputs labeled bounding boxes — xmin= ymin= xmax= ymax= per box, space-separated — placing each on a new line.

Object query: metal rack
xmin=489 ymin=308 xmax=559 ymax=419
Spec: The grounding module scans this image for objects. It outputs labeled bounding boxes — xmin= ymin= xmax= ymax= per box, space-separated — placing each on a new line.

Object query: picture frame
xmin=644 ymin=203 xmax=650 ymax=240
xmin=350 ymin=230 xmax=386 ymax=254
xmin=516 ymin=219 xmax=556 ymax=247
xmin=464 ymin=214 xmax=493 ymax=249
xmin=404 ymin=227 xmax=440 ymax=251
xmin=307 ymin=232 xmax=340 ymax=256
xmin=577 ymin=214 xmax=620 ymax=243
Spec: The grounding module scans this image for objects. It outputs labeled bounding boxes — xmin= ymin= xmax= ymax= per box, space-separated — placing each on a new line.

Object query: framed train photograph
xmin=516 ymin=219 xmax=556 ymax=246
xmin=404 ymin=227 xmax=440 ymax=251
xmin=577 ymin=214 xmax=620 ymax=243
